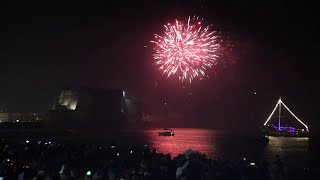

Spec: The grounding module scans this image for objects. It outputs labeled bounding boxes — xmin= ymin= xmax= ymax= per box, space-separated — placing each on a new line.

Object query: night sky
xmin=1 ymin=0 xmax=319 ymax=131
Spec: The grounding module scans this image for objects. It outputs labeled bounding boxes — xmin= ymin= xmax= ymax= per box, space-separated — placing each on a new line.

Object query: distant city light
xmin=16 ymin=119 xmax=20 ymax=122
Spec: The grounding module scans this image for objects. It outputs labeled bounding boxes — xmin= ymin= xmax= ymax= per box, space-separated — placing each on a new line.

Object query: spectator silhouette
xmin=271 ymin=155 xmax=284 ymax=180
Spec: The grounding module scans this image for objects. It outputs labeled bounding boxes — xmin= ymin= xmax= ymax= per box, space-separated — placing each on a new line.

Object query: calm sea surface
xmin=111 ymin=128 xmax=319 ymax=171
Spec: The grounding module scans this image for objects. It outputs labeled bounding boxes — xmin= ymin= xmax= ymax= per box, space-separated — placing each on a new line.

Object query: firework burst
xmin=151 ymin=16 xmax=220 ymax=83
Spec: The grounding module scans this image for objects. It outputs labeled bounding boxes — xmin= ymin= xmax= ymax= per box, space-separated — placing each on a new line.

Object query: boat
xmin=262 ymin=98 xmax=309 ymax=137
xmin=158 ymin=128 xmax=175 ymax=136
xmin=262 ymin=125 xmax=309 ymax=137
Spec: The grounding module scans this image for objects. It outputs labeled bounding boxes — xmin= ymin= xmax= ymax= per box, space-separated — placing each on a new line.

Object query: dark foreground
xmin=1 ymin=137 xmax=319 ymax=180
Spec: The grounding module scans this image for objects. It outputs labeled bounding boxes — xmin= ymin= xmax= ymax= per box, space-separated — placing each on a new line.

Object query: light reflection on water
xmin=264 ymin=136 xmax=309 ymax=169
xmin=140 ymin=128 xmax=311 ymax=169
xmin=143 ymin=128 xmax=223 ymax=159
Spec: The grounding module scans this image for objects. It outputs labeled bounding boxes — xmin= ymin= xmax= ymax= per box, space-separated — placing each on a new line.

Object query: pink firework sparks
xmin=151 ymin=16 xmax=220 ymax=83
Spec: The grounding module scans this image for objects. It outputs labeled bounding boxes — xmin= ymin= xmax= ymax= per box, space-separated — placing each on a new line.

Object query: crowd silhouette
xmin=0 ymin=138 xmax=317 ymax=179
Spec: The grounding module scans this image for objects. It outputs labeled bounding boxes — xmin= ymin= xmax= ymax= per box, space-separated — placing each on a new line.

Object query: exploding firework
xmin=151 ymin=16 xmax=220 ymax=83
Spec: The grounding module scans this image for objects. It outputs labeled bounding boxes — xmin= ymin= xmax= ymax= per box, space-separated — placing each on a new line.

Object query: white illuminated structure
xmin=263 ymin=98 xmax=309 ymax=131
xmin=58 ymin=90 xmax=78 ymax=110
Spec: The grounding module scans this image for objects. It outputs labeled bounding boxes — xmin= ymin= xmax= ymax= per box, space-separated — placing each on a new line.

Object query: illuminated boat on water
xmin=158 ymin=128 xmax=175 ymax=136
xmin=261 ymin=98 xmax=309 ymax=137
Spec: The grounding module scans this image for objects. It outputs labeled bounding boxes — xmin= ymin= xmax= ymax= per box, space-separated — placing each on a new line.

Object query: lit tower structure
xmin=263 ymin=98 xmax=309 ymax=136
